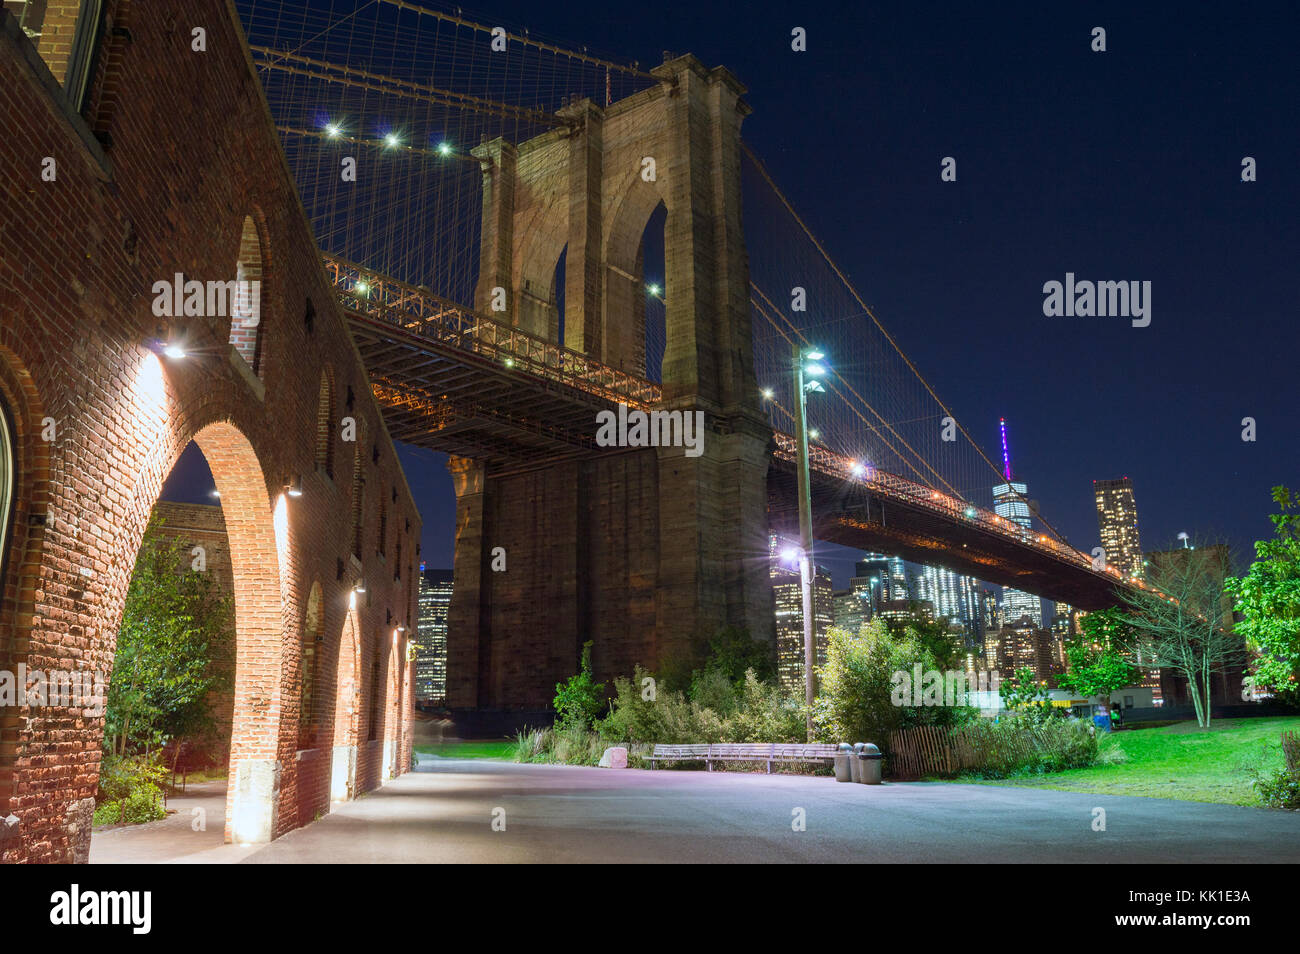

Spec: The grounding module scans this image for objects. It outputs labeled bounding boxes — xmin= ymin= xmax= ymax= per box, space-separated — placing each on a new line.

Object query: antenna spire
xmin=999 ymin=417 xmax=1012 ymax=481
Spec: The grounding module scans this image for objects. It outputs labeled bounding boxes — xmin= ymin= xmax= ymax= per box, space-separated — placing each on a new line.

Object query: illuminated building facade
xmin=416 ymin=566 xmax=453 ymax=703
xmin=1095 ymin=477 xmax=1143 ymax=579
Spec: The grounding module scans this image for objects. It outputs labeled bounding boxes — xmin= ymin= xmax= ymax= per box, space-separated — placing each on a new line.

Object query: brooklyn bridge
xmin=0 ymin=0 xmax=1150 ymax=863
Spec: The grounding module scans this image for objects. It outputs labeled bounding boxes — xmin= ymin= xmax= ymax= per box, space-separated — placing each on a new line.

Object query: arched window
xmin=377 ymin=500 xmax=387 ymax=559
xmin=350 ymin=425 xmax=366 ymax=560
xmin=230 ymin=215 xmax=264 ymax=372
xmin=367 ymin=646 xmax=382 ymax=741
xmin=301 ymin=582 xmax=323 ymax=745
xmin=315 ymin=372 xmax=335 ymax=479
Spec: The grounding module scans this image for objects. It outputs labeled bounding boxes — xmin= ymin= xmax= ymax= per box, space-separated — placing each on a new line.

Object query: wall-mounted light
xmin=354 ymin=580 xmax=366 ymax=594
xmin=285 ymin=475 xmax=303 ymax=497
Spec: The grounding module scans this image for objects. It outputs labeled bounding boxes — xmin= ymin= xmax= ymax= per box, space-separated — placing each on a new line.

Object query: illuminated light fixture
xmin=647 ymin=283 xmax=660 ymax=296
xmin=804 ymin=379 xmax=825 ymax=394
xmin=780 ymin=546 xmax=799 ymax=565
xmin=503 ymin=357 xmax=515 ymax=368
xmin=397 ymin=624 xmax=407 ymax=633
xmin=285 ymin=475 xmax=303 ymax=498
xmin=804 ymin=350 xmax=824 ymax=361
xmin=804 ymin=362 xmax=826 ymax=378
xmin=209 ymin=489 xmax=221 ymax=499
xmin=761 ymin=388 xmax=774 ymax=400
xmin=385 ymin=133 xmax=399 ymax=148
xmin=850 ymin=461 xmax=866 ymax=478
xmin=808 ymin=429 xmax=819 ymax=440
xmin=355 ymin=281 xmax=369 ymax=295
xmin=354 ymin=580 xmax=366 ymax=594
xmin=437 ymin=141 xmax=452 ymax=155
xmin=162 ymin=341 xmax=187 ymax=359
xmin=325 ymin=123 xmax=341 ymax=138
xmin=964 ymin=507 xmax=976 ymax=518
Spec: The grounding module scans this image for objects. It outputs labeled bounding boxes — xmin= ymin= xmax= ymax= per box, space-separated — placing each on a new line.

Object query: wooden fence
xmin=887 ymin=723 xmax=1068 ymax=779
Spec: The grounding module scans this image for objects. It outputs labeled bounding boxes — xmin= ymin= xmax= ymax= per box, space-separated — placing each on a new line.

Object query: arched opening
xmin=516 ymin=218 xmax=566 ymax=344
xmin=349 ymin=422 xmax=366 ymax=561
xmin=90 ymin=422 xmax=285 ymax=858
xmin=315 ymin=371 xmax=335 ymax=479
xmin=329 ymin=605 xmax=361 ymax=802
xmin=301 ymin=581 xmax=323 ymax=748
xmin=230 ymin=215 xmax=265 ymax=373
xmin=0 ymin=395 xmax=14 ymax=584
xmin=604 ymin=180 xmax=667 ymax=379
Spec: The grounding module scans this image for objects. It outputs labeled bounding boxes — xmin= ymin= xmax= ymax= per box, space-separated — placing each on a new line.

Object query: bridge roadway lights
xmin=231 ymin=759 xmax=282 ymax=845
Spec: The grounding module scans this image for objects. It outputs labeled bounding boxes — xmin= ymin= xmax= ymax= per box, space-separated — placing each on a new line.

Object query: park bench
xmin=646 ymin=742 xmax=842 ymax=773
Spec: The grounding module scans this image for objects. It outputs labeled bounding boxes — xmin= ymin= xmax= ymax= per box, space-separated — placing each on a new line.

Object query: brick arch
xmin=189 ymin=420 xmax=286 ymax=845
xmin=0 ymin=344 xmax=51 ymax=825
xmin=329 ymin=604 xmax=361 ymax=802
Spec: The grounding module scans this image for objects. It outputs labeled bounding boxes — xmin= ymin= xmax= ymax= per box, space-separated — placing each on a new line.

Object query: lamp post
xmin=793 ymin=343 xmax=825 ymax=738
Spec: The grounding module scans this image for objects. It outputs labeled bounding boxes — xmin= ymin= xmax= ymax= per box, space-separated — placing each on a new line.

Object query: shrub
xmin=813 ymin=619 xmax=974 ymax=750
xmin=1253 ymin=767 xmax=1300 ymax=809
xmin=553 ymin=641 xmax=606 ymax=730
xmin=94 ymin=753 xmax=168 ymax=826
xmin=597 ymin=666 xmax=724 ymax=744
xmin=954 ymin=715 xmax=1099 ymax=778
xmin=720 ymin=671 xmax=806 ymax=743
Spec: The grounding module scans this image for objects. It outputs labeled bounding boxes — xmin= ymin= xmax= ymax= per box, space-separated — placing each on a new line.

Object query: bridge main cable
xmin=742 ymin=141 xmax=1069 ymax=544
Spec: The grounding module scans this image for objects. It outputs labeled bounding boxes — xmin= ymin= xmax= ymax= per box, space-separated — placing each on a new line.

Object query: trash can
xmin=856 ymin=743 xmax=882 ymax=785
xmin=833 ymin=743 xmax=854 ymax=782
xmin=849 ymin=742 xmax=866 ymax=783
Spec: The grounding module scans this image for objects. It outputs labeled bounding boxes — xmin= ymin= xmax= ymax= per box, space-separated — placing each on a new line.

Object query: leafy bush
xmin=1253 ymin=767 xmax=1300 ymax=809
xmin=94 ymin=753 xmax=168 ymax=826
xmin=813 ymin=619 xmax=974 ymax=750
xmin=553 ymin=641 xmax=606 ymax=730
xmin=719 ymin=671 xmax=806 ymax=743
xmin=597 ymin=666 xmax=724 ymax=744
xmin=955 ymin=715 xmax=1099 ymax=778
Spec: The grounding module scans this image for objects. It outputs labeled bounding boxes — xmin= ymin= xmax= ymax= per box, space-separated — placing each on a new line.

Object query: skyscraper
xmin=770 ymin=534 xmax=833 ymax=692
xmin=416 ymin=566 xmax=453 ymax=704
xmin=1095 ymin=477 xmax=1143 ymax=579
xmin=917 ymin=565 xmax=982 ymax=646
xmin=993 ymin=418 xmax=1043 ymax=626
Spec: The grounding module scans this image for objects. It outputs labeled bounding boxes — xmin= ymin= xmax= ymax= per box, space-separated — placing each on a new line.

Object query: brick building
xmin=0 ymin=0 xmax=420 ymax=862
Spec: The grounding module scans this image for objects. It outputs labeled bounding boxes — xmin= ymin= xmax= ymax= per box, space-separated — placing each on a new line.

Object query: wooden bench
xmin=647 ymin=742 xmax=842 ymax=773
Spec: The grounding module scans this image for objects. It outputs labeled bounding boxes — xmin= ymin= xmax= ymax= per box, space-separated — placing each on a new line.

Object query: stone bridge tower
xmin=447 ymin=54 xmax=774 ymax=713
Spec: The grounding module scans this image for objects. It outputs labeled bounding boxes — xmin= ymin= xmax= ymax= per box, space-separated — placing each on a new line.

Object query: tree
xmin=106 ymin=517 xmax=234 ymax=758
xmin=1120 ymin=541 xmax=1245 ymax=728
xmin=1057 ymin=608 xmax=1141 ymax=709
xmin=813 ymin=619 xmax=972 ymax=749
xmin=553 ymin=641 xmax=606 ymax=730
xmin=1226 ymin=487 xmax=1300 ymax=705
xmin=998 ymin=666 xmax=1051 ymax=719
xmin=883 ymin=607 xmax=964 ymax=670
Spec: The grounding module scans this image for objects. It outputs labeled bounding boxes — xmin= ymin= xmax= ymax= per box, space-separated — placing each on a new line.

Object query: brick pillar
xmin=445 ymin=456 xmax=485 ymax=709
xmin=472 ymin=139 xmax=516 ymax=322
xmin=559 ymin=99 xmax=604 ymax=357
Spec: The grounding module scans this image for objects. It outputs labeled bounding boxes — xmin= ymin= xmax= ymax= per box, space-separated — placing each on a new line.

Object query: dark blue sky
xmin=171 ymin=1 xmax=1299 ymax=588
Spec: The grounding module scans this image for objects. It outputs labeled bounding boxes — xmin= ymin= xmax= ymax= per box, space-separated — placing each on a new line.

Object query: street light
xmin=793 ymin=344 xmax=826 ymax=738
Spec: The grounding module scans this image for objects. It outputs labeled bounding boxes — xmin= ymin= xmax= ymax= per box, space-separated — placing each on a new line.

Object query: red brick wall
xmin=0 ymin=0 xmax=421 ymax=862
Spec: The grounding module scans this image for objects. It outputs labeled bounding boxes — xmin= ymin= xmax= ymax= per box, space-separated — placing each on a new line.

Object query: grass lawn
xmin=976 ymin=716 xmax=1300 ymax=807
xmin=415 ymin=739 xmax=515 ymax=760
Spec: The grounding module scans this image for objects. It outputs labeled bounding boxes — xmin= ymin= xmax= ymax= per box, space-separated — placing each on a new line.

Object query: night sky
xmin=169 ymin=1 xmax=1299 ymax=589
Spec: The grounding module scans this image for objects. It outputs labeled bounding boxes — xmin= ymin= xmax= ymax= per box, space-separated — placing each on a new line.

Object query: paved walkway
xmin=220 ymin=759 xmax=1300 ymax=864
xmin=88 ymin=781 xmax=257 ymax=864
